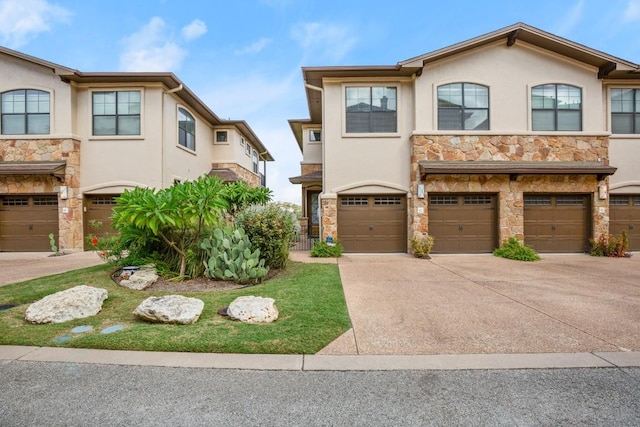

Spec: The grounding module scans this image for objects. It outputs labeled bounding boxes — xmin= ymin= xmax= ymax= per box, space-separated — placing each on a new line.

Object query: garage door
xmin=610 ymin=195 xmax=640 ymax=251
xmin=338 ymin=195 xmax=406 ymax=253
xmin=428 ymin=194 xmax=497 ymax=253
xmin=84 ymin=195 xmax=119 ymax=247
xmin=0 ymin=195 xmax=58 ymax=251
xmin=524 ymin=194 xmax=590 ymax=253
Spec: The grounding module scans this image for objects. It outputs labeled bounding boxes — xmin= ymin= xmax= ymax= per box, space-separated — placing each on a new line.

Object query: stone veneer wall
xmin=212 ymin=163 xmax=260 ymax=187
xmin=321 ymin=197 xmax=337 ymax=241
xmin=301 ymin=163 xmax=322 ymax=175
xmin=410 ymin=134 xmax=611 ymax=246
xmin=0 ymin=138 xmax=82 ymax=250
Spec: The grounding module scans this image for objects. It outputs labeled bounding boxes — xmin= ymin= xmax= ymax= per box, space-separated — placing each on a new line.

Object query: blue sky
xmin=1 ymin=0 xmax=639 ymax=203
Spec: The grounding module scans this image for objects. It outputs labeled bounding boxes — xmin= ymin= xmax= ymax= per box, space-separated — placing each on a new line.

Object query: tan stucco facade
xmin=289 ymin=23 xmax=640 ymax=253
xmin=0 ymin=47 xmax=272 ymax=252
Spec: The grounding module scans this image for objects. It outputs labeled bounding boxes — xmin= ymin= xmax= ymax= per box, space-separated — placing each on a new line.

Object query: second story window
xmin=531 ymin=84 xmax=582 ymax=131
xmin=437 ymin=83 xmax=489 ymax=130
xmin=309 ymin=130 xmax=321 ymax=142
xmin=345 ymin=86 xmax=397 ymax=133
xmin=178 ymin=108 xmax=195 ymax=151
xmin=1 ymin=89 xmax=50 ymax=135
xmin=93 ymin=90 xmax=141 ymax=136
xmin=216 ymin=130 xmax=228 ymax=143
xmin=252 ymin=149 xmax=259 ymax=174
xmin=611 ymin=88 xmax=640 ymax=134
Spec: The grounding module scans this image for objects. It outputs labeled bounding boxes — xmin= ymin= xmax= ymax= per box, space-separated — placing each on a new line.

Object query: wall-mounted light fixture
xmin=417 ymin=184 xmax=425 ymax=199
xmin=59 ymin=186 xmax=68 ymax=200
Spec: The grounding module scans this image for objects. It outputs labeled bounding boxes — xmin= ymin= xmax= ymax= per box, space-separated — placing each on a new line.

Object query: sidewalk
xmin=2 ymin=345 xmax=639 ymax=371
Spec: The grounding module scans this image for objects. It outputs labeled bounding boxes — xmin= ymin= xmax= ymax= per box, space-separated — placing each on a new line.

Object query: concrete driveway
xmin=0 ymin=251 xmax=104 ymax=286
xmin=320 ymin=254 xmax=640 ymax=355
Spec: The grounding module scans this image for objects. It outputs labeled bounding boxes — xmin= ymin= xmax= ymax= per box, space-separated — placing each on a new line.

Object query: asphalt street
xmin=2 ymin=361 xmax=639 ymax=426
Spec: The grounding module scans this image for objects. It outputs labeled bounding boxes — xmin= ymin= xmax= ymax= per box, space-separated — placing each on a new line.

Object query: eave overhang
xmin=0 ymin=161 xmax=67 ymax=181
xmin=418 ymin=161 xmax=617 ymax=182
xmin=289 ymin=170 xmax=323 ymax=184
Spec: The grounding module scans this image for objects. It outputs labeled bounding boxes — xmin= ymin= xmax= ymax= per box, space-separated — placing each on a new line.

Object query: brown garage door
xmin=610 ymin=195 xmax=640 ymax=251
xmin=338 ymin=195 xmax=406 ymax=253
xmin=524 ymin=194 xmax=590 ymax=253
xmin=428 ymin=194 xmax=497 ymax=253
xmin=84 ymin=195 xmax=119 ymax=247
xmin=0 ymin=195 xmax=58 ymax=251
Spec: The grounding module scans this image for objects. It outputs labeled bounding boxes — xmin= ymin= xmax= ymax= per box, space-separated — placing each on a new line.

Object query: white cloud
xmin=624 ymin=0 xmax=640 ymax=21
xmin=0 ymin=0 xmax=70 ymax=48
xmin=181 ymin=19 xmax=207 ymax=41
xmin=235 ymin=37 xmax=272 ymax=55
xmin=291 ymin=21 xmax=357 ymax=62
xmin=119 ymin=17 xmax=187 ymax=72
xmin=555 ymin=0 xmax=585 ymax=36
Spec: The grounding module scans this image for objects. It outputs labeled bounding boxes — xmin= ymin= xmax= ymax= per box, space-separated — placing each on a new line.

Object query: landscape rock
xmin=227 ymin=296 xmax=278 ymax=324
xmin=119 ymin=267 xmax=158 ymax=290
xmin=25 ymin=285 xmax=108 ymax=324
xmin=133 ymin=295 xmax=204 ymax=324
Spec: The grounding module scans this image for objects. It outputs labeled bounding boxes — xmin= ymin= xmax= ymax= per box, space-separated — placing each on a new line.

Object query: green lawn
xmin=0 ymin=262 xmax=351 ymax=354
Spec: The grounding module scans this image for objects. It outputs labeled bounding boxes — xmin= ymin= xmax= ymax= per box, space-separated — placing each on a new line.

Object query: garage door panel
xmin=0 ymin=195 xmax=58 ymax=251
xmin=338 ymin=195 xmax=406 ymax=253
xmin=428 ymin=194 xmax=497 ymax=254
xmin=610 ymin=195 xmax=640 ymax=251
xmin=524 ymin=194 xmax=589 ymax=253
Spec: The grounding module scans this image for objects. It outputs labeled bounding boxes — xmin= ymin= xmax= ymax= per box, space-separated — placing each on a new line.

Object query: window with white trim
xmin=531 ymin=84 xmax=582 ymax=131
xmin=345 ymin=86 xmax=397 ymax=133
xmin=92 ymin=90 xmax=141 ymax=135
xmin=178 ymin=108 xmax=195 ymax=151
xmin=1 ymin=89 xmax=50 ymax=135
xmin=611 ymin=88 xmax=640 ymax=134
xmin=437 ymin=83 xmax=489 ymax=130
xmin=309 ymin=130 xmax=321 ymax=142
xmin=252 ymin=149 xmax=259 ymax=174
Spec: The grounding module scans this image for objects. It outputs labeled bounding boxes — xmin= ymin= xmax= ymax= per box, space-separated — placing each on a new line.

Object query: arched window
xmin=178 ymin=107 xmax=195 ymax=151
xmin=531 ymin=84 xmax=582 ymax=131
xmin=437 ymin=83 xmax=489 ymax=130
xmin=1 ymin=89 xmax=50 ymax=135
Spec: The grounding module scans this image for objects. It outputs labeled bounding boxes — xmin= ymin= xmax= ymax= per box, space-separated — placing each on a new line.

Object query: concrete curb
xmin=2 ymin=346 xmax=639 ymax=371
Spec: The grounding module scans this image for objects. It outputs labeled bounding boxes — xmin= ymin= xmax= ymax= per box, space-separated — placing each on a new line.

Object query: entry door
xmin=428 ymin=194 xmax=497 ymax=253
xmin=307 ymin=191 xmax=321 ymax=238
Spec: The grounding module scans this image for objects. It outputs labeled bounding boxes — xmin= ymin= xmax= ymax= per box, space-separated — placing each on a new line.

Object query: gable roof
xmin=400 ymin=22 xmax=640 ymax=79
xmin=294 ymin=22 xmax=640 ymax=138
xmin=0 ymin=46 xmax=273 ymax=162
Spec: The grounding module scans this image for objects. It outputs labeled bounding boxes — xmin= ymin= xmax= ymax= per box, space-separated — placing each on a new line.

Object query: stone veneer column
xmin=321 ymin=197 xmax=337 ymax=241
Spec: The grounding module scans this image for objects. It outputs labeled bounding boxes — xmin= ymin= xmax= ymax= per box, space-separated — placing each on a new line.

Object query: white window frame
xmin=341 ymin=83 xmax=401 ymax=138
xmin=89 ymin=88 xmax=144 ymax=140
xmin=177 ymin=106 xmax=196 ymax=152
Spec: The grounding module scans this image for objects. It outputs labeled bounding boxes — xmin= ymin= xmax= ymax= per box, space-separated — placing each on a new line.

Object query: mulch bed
xmin=111 ymin=268 xmax=280 ymax=292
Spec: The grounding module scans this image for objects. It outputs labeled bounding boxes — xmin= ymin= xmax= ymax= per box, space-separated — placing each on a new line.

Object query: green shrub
xmin=493 ymin=237 xmax=540 ymax=261
xmin=311 ymin=240 xmax=344 ymax=258
xmin=589 ymin=231 xmax=630 ymax=257
xmin=200 ymin=227 xmax=268 ymax=284
xmin=411 ymin=235 xmax=435 ymax=259
xmin=235 ymin=204 xmax=299 ymax=269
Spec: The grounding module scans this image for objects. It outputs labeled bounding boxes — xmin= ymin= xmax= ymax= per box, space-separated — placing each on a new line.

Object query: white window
xmin=252 ymin=149 xmax=259 ymax=173
xmin=1 ymin=89 xmax=50 ymax=135
xmin=178 ymin=108 xmax=195 ymax=151
xmin=309 ymin=130 xmax=321 ymax=142
xmin=92 ymin=90 xmax=141 ymax=136
xmin=345 ymin=86 xmax=397 ymax=133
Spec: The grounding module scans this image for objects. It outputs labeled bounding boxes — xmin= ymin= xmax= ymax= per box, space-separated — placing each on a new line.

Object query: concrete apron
xmin=319 ymin=253 xmax=640 ymax=356
xmin=0 ymin=251 xmax=104 ymax=286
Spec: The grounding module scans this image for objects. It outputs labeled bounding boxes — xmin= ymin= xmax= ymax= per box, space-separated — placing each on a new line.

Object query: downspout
xmin=304 ymin=82 xmax=324 ymax=239
xmin=162 ymin=84 xmax=183 ymax=186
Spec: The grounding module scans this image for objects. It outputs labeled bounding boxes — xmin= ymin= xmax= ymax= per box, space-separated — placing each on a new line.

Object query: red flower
xmin=91 ymin=236 xmax=99 ymax=247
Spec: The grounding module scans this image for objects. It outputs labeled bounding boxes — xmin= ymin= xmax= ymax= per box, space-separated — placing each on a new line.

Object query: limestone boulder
xmin=25 ymin=285 xmax=108 ymax=324
xmin=227 ymin=296 xmax=278 ymax=324
xmin=133 ymin=295 xmax=204 ymax=324
xmin=119 ymin=267 xmax=158 ymax=290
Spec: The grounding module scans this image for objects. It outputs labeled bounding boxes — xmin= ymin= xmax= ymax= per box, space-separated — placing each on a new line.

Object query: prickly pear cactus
xmin=200 ymin=226 xmax=268 ymax=284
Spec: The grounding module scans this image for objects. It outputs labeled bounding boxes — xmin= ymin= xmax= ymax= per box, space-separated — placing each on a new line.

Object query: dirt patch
xmin=111 ymin=268 xmax=280 ymax=292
